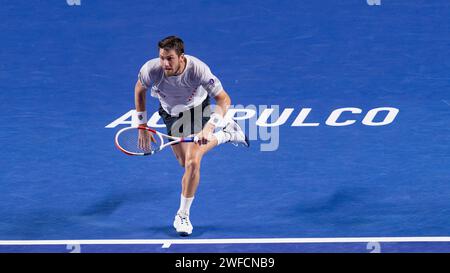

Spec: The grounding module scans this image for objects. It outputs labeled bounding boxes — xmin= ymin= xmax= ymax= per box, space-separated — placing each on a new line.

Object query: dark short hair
xmin=158 ymin=36 xmax=184 ymax=56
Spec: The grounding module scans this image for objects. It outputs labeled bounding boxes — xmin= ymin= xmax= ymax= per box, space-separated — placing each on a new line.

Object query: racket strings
xmin=117 ymin=128 xmax=161 ymax=154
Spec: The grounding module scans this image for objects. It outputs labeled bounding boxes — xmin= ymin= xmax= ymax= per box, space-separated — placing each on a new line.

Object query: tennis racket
xmin=115 ymin=126 xmax=198 ymax=156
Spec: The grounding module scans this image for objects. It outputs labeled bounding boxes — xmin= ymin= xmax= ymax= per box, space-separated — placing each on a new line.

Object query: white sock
xmin=213 ymin=130 xmax=231 ymax=145
xmin=178 ymin=194 xmax=194 ymax=215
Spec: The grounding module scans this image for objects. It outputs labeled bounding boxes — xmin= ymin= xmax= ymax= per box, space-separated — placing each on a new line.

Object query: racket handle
xmin=181 ymin=136 xmax=198 ymax=143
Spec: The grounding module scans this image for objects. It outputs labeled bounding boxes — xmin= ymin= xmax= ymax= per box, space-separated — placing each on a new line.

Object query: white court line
xmin=1 ymin=237 xmax=450 ymax=248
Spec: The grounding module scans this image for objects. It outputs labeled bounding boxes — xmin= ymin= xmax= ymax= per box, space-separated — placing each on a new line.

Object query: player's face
xmin=159 ymin=49 xmax=183 ymax=76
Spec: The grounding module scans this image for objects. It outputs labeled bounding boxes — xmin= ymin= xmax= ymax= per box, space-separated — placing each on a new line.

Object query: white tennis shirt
xmin=138 ymin=55 xmax=223 ymax=116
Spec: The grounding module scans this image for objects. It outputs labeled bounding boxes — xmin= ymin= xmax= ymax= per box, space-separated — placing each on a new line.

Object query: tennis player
xmin=134 ymin=36 xmax=249 ymax=236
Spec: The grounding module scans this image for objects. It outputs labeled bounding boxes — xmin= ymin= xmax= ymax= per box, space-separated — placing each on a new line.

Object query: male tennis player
xmin=134 ymin=36 xmax=249 ymax=236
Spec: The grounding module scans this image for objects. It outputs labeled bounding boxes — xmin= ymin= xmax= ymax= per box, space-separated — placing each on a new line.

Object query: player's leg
xmin=172 ymin=98 xmax=249 ymax=236
xmin=181 ymin=141 xmax=213 ymax=197
xmin=172 ymin=99 xmax=217 ymax=236
xmin=171 ymin=141 xmax=199 ymax=236
xmin=158 ymin=103 xmax=200 ymax=235
xmin=172 ymin=141 xmax=212 ymax=236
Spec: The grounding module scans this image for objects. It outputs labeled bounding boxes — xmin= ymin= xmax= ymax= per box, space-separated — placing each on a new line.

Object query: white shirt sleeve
xmin=194 ymin=60 xmax=223 ymax=97
xmin=138 ymin=59 xmax=160 ymax=89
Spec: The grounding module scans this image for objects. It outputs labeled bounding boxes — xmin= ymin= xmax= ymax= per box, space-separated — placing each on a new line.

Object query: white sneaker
xmin=173 ymin=211 xmax=193 ymax=236
xmin=223 ymin=118 xmax=250 ymax=147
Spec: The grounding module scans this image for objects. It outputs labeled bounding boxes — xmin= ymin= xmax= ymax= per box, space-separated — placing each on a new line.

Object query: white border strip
xmin=1 ymin=237 xmax=450 ymax=248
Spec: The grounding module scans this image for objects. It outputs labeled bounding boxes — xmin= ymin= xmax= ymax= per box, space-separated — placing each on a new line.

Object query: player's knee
xmin=185 ymin=157 xmax=200 ymax=172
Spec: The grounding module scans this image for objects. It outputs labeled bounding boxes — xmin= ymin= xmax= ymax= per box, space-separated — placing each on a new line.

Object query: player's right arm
xmin=135 ymin=60 xmax=156 ymax=126
xmin=135 ymin=79 xmax=147 ymax=115
xmin=134 ymin=79 xmax=155 ymax=149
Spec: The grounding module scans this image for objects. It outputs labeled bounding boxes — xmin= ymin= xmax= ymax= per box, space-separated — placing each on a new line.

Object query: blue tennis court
xmin=1 ymin=0 xmax=449 ymax=253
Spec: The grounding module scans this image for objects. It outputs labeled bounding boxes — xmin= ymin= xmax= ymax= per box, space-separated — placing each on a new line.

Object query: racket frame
xmin=115 ymin=126 xmax=196 ymax=156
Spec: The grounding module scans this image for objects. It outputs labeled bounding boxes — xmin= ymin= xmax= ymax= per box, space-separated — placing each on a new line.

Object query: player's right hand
xmin=138 ymin=126 xmax=156 ymax=151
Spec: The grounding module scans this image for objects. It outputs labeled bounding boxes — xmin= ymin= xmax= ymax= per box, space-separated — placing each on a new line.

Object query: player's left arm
xmin=196 ymin=90 xmax=231 ymax=144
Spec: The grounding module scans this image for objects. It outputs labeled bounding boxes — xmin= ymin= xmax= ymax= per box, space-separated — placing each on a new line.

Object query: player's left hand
xmin=195 ymin=124 xmax=214 ymax=145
